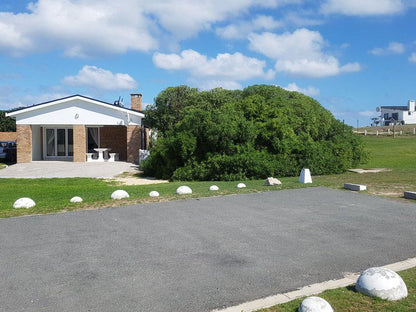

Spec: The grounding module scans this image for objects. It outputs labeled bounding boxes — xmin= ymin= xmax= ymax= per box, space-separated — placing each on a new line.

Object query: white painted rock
xmin=111 ymin=190 xmax=130 ymax=200
xmin=299 ymin=168 xmax=313 ymax=183
xmin=356 ymin=267 xmax=408 ymax=301
xmin=299 ymin=296 xmax=333 ymax=312
xmin=149 ymin=191 xmax=160 ymax=197
xmin=70 ymin=196 xmax=83 ymax=203
xmin=237 ymin=183 xmax=246 ymax=188
xmin=265 ymin=177 xmax=282 ymax=186
xmin=13 ymin=197 xmax=36 ymax=209
xmin=176 ymin=186 xmax=192 ymax=195
xmin=209 ymin=185 xmax=219 ymax=191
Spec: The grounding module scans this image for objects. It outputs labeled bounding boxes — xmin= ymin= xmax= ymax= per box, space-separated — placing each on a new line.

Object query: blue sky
xmin=1 ymin=0 xmax=416 ymax=126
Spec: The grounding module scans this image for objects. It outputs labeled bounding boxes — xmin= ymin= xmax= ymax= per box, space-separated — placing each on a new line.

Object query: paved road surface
xmin=1 ymin=188 xmax=416 ymax=312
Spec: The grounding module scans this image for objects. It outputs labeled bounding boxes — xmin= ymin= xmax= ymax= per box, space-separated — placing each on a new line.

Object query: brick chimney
xmin=130 ymin=93 xmax=142 ymax=111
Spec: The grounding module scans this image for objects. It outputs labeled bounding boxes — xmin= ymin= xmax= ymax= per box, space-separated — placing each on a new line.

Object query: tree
xmin=0 ymin=111 xmax=16 ymax=132
xmin=143 ymin=85 xmax=367 ymax=180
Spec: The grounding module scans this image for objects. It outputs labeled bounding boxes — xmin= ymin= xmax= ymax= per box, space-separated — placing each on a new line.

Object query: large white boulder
xmin=149 ymin=191 xmax=160 ymax=197
xmin=13 ymin=197 xmax=36 ymax=209
xmin=209 ymin=185 xmax=219 ymax=191
xmin=237 ymin=183 xmax=246 ymax=189
xmin=356 ymin=267 xmax=408 ymax=301
xmin=111 ymin=190 xmax=130 ymax=200
xmin=299 ymin=297 xmax=333 ymax=312
xmin=176 ymin=186 xmax=192 ymax=195
xmin=70 ymin=196 xmax=83 ymax=203
xmin=265 ymin=177 xmax=282 ymax=186
xmin=299 ymin=168 xmax=313 ymax=183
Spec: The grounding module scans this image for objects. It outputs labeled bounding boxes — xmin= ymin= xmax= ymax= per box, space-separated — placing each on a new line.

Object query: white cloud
xmin=146 ymin=0 xmax=301 ymax=39
xmin=0 ymin=0 xmax=157 ymax=57
xmin=409 ymin=53 xmax=416 ymax=63
xmin=0 ymin=0 xmax=302 ymax=57
xmin=280 ymin=11 xmax=324 ymax=28
xmin=62 ymin=66 xmax=137 ymax=91
xmin=283 ymin=83 xmax=320 ymax=97
xmin=216 ymin=15 xmax=281 ymax=40
xmin=321 ymin=0 xmax=404 ymax=15
xmin=359 ymin=110 xmax=378 ymax=117
xmin=370 ymin=42 xmax=405 ymax=55
xmin=248 ymin=29 xmax=361 ymax=78
xmin=153 ymin=49 xmax=275 ymax=90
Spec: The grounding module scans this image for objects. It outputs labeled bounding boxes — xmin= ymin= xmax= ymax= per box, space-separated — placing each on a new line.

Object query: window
xmin=87 ymin=127 xmax=99 ymax=153
xmin=45 ymin=128 xmax=73 ymax=158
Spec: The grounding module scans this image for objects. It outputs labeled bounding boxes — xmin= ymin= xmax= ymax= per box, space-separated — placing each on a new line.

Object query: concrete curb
xmin=212 ymin=257 xmax=416 ymax=312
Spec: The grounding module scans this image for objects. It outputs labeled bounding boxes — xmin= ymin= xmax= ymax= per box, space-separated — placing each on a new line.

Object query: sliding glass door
xmin=45 ymin=128 xmax=73 ymax=159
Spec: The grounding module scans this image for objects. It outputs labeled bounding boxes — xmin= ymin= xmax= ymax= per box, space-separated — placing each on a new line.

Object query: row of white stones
xmin=11 ymin=183 xmax=247 ymax=208
xmin=12 ymin=168 xmax=312 ymax=208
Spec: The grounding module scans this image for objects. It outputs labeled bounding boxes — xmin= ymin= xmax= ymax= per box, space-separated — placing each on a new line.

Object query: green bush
xmin=143 ymin=85 xmax=367 ymax=181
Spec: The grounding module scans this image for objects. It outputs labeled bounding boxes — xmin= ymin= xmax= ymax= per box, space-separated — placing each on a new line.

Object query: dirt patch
xmin=348 ymin=168 xmax=391 ymax=174
xmin=106 ymin=170 xmax=169 ymax=185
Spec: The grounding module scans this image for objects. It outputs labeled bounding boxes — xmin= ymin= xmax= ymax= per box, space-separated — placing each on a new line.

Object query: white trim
xmin=6 ymin=95 xmax=144 ymax=118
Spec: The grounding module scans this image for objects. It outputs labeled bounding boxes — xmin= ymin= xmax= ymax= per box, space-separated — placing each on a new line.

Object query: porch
xmin=25 ymin=125 xmax=147 ymax=163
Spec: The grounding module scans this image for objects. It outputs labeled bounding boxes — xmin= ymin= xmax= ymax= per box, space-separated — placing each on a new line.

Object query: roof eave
xmin=6 ymin=95 xmax=145 ymax=118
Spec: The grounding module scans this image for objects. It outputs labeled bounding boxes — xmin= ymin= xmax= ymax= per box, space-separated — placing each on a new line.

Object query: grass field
xmin=1 ymin=135 xmax=416 ymax=218
xmin=0 ymin=177 xmax=310 ymax=218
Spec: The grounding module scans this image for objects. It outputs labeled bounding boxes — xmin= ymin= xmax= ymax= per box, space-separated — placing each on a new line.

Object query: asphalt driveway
xmin=1 ymin=187 xmax=416 ymax=312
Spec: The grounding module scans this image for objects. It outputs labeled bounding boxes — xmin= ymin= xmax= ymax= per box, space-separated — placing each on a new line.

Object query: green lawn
xmin=0 ymin=177 xmax=309 ymax=218
xmin=361 ymin=136 xmax=416 ymax=169
xmin=1 ymin=135 xmax=415 ymax=218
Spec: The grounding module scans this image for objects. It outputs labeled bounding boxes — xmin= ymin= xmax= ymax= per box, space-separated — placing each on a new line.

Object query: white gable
xmin=7 ymin=96 xmax=144 ymax=126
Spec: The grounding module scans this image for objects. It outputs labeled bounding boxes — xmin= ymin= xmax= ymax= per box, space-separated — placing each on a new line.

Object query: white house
xmin=6 ymin=94 xmax=148 ymax=163
xmin=378 ymin=100 xmax=416 ymax=125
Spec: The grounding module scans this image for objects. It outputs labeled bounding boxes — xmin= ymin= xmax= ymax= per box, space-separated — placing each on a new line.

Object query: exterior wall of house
xmin=0 ymin=132 xmax=17 ymax=141
xmin=381 ymin=108 xmax=416 ymax=125
xmin=100 ymin=126 xmax=127 ymax=161
xmin=32 ymin=125 xmax=42 ymax=160
xmin=127 ymin=125 xmax=142 ymax=164
xmin=402 ymin=111 xmax=416 ymax=124
xmin=8 ymin=96 xmax=146 ymax=162
xmin=73 ymin=125 xmax=86 ymax=162
xmin=13 ymin=99 xmax=143 ymax=126
xmin=16 ymin=125 xmax=32 ymax=163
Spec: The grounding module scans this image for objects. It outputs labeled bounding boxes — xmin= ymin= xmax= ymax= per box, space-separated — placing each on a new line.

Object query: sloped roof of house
xmin=380 ymin=106 xmax=408 ymax=111
xmin=6 ymin=94 xmax=144 ymax=118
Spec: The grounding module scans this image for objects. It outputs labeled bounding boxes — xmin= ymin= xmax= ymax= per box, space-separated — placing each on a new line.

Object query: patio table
xmin=94 ymin=148 xmax=111 ymax=162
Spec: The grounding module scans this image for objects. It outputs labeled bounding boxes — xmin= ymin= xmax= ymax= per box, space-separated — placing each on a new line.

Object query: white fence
xmin=355 ymin=127 xmax=416 ymax=136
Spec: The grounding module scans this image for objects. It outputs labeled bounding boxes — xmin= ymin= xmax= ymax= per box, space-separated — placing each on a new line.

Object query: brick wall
xmin=127 ymin=125 xmax=142 ymax=164
xmin=0 ymin=132 xmax=17 ymax=141
xmin=73 ymin=125 xmax=86 ymax=162
xmin=16 ymin=125 xmax=32 ymax=163
xmin=100 ymin=126 xmax=127 ymax=161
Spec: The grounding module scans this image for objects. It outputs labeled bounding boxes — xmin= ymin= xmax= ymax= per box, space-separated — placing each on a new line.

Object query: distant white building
xmin=378 ymin=100 xmax=416 ymax=125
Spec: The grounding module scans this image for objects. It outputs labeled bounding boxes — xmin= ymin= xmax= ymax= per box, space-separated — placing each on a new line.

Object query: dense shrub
xmin=143 ymin=85 xmax=367 ymax=180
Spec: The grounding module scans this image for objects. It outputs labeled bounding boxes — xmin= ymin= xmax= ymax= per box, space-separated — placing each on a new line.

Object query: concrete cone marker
xmin=299 ymin=168 xmax=312 ymax=183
